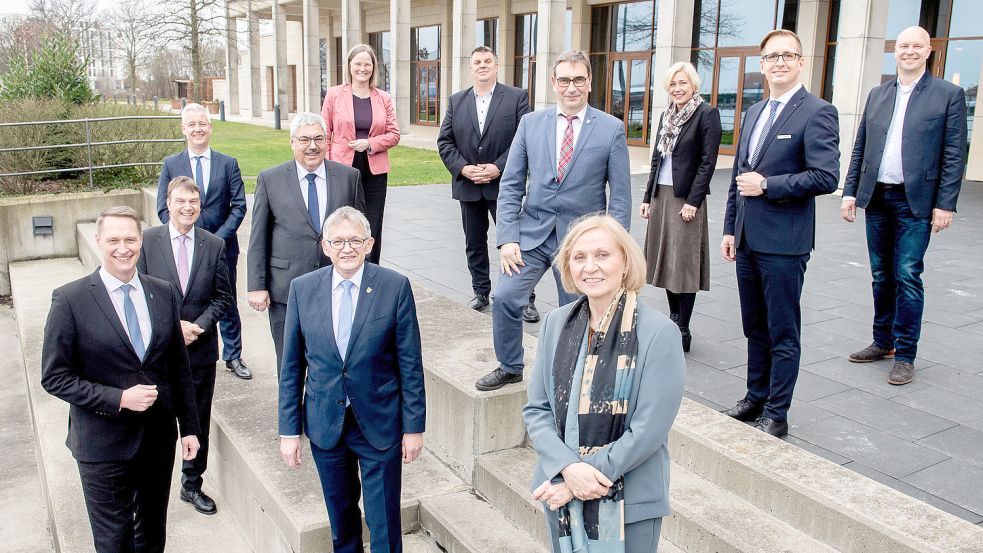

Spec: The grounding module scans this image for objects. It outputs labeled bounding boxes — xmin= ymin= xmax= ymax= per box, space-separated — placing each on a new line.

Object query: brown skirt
xmin=643 ymin=185 xmax=710 ymax=293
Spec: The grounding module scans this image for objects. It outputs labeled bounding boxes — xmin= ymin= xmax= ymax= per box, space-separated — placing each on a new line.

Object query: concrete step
xmin=419 ymin=490 xmax=546 ymax=553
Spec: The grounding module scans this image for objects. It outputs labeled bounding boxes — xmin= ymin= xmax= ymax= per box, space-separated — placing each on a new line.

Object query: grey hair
xmin=553 ymin=50 xmax=592 ymax=78
xmin=322 ymin=206 xmax=372 ymax=238
xmin=181 ymin=103 xmax=211 ymax=122
xmin=290 ymin=112 xmax=327 ymax=137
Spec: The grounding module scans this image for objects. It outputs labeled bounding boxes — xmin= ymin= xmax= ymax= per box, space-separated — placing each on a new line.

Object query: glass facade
xmin=369 ymin=32 xmax=392 ymax=93
xmin=514 ymin=13 xmax=537 ymax=103
xmin=411 ymin=26 xmax=441 ymax=125
xmin=477 ymin=18 xmax=498 ymax=52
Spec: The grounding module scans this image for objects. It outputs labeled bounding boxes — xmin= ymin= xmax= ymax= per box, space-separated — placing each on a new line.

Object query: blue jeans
xmin=865 ymin=188 xmax=932 ymax=363
xmin=219 ymin=254 xmax=243 ymax=361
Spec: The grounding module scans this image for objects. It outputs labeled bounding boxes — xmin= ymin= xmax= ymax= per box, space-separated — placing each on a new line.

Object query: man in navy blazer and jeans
xmin=158 ymin=103 xmax=250 ymax=380
xmin=841 ymin=26 xmax=967 ymax=385
xmin=721 ymin=30 xmax=840 ymax=438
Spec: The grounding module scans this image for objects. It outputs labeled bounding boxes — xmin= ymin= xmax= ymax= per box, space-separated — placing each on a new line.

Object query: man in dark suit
xmin=247 ymin=112 xmax=365 ymax=374
xmin=139 ymin=176 xmax=233 ymax=516
xmin=157 ymin=103 xmax=250 ymax=380
xmin=721 ymin=30 xmax=840 ymax=438
xmin=42 ymin=206 xmax=201 ymax=553
xmin=437 ymin=46 xmax=534 ymax=314
xmin=841 ymin=26 xmax=967 ymax=385
xmin=278 ymin=206 xmax=425 ymax=553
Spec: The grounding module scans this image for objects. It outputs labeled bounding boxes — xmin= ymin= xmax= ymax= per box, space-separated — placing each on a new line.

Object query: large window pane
xmin=944 ymin=39 xmax=982 ymax=144
xmin=948 ymin=0 xmax=982 ymax=39
xmin=627 ymin=58 xmax=648 ymax=139
xmin=612 ymin=1 xmax=654 ymax=52
xmin=886 ymin=0 xmax=920 ymax=39
xmin=822 ymin=45 xmax=836 ymax=102
xmin=610 ymin=60 xmax=627 ymax=123
xmin=589 ymin=54 xmax=609 ymax=108
xmin=477 ymin=18 xmax=498 ymax=51
xmin=516 ymin=14 xmax=537 ymax=57
xmin=881 ymin=52 xmax=897 ymax=84
xmin=369 ymin=32 xmax=391 ymax=92
xmin=718 ymin=0 xmax=777 ymax=47
xmin=777 ymin=0 xmax=798 ymax=30
xmin=692 ymin=50 xmax=714 ymax=103
xmin=565 ymin=9 xmax=573 ymax=51
xmin=717 ymin=56 xmax=739 ymax=145
xmin=591 ymin=6 xmax=612 ymax=52
xmin=413 ymin=26 xmax=440 ymax=61
xmin=741 ymin=55 xmax=765 ymax=132
xmin=695 ymin=0 xmax=718 ymax=48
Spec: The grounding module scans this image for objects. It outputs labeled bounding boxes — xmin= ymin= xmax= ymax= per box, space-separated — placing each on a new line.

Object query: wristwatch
xmin=760 ymin=178 xmax=768 ymax=195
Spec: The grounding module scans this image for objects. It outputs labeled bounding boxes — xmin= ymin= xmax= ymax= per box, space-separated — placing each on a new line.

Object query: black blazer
xmin=137 ymin=225 xmax=233 ymax=367
xmin=41 ymin=271 xmax=200 ymax=463
xmin=157 ymin=149 xmax=247 ymax=257
xmin=437 ymin=83 xmax=531 ymax=201
xmin=643 ymin=103 xmax=722 ymax=207
xmin=844 ymin=72 xmax=967 ymax=218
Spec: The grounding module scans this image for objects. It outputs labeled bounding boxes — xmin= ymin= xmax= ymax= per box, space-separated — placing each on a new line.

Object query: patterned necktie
xmin=749 ymin=100 xmax=779 ymax=166
xmin=119 ymin=284 xmax=146 ymax=361
xmin=194 ymin=156 xmax=205 ymax=196
xmin=306 ymin=173 xmax=320 ymax=230
xmin=557 ymin=114 xmax=578 ymax=183
xmin=177 ymin=234 xmax=190 ymax=294
xmin=336 ymin=280 xmax=355 ymax=361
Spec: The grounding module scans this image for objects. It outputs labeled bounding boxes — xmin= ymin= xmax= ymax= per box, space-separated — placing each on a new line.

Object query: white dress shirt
xmin=657 ymin=155 xmax=674 ymax=186
xmin=474 ymin=83 xmax=496 ymax=134
xmin=747 ymin=83 xmax=803 ymax=164
xmin=99 ymin=267 xmax=152 ymax=352
xmin=168 ymin=222 xmax=196 ymax=283
xmin=331 ymin=264 xmax=365 ymax=342
xmin=877 ymin=79 xmax=916 ymax=185
xmin=188 ymin=147 xmax=211 ymax=196
xmin=296 ymin=161 xmax=328 ymax=226
xmin=555 ymin=105 xmax=589 ymax=172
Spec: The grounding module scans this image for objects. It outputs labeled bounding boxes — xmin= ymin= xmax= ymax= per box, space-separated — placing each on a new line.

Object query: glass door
xmin=606 ymin=53 xmax=652 ymax=146
xmin=412 ymin=61 xmax=440 ymax=125
xmin=711 ymin=49 xmax=765 ymax=155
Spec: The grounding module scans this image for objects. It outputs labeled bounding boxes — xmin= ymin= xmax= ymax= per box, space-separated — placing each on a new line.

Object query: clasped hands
xmin=460 ymin=163 xmax=501 ymax=184
xmin=532 ymin=462 xmax=613 ymax=511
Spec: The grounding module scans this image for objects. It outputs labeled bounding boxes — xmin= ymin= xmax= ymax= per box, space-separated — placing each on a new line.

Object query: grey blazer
xmin=247 ymin=159 xmax=364 ymax=304
xmin=523 ymin=301 xmax=685 ymax=523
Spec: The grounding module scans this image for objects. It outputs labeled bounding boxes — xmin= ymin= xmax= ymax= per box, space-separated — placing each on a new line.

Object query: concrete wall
xmin=0 ymin=190 xmax=144 ymax=295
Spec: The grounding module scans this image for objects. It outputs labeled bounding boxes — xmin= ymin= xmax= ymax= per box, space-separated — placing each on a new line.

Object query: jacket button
xmin=337 ymin=400 xmax=344 ymax=405
xmin=342 ymin=370 xmax=348 ymax=376
xmin=478 ymin=146 xmax=482 ymax=150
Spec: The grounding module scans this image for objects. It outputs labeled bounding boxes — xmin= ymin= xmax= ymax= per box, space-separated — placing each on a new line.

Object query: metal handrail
xmin=0 ymin=115 xmax=180 ymax=127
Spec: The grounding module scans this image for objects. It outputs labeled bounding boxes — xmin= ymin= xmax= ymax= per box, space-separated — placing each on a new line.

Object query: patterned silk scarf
xmin=656 ymin=94 xmax=704 ymax=157
xmin=552 ymin=289 xmax=640 ymax=553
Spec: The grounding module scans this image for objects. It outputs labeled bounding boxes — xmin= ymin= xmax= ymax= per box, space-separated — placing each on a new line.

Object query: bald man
xmin=841 ymin=26 xmax=967 ymax=385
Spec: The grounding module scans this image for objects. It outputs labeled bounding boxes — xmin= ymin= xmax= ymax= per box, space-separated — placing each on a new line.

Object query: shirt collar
xmin=769 ymin=83 xmax=803 ymax=105
xmin=558 ymin=105 xmax=589 ymax=122
xmin=99 ymin=266 xmax=143 ymax=295
xmin=168 ymin=221 xmax=195 ymax=242
xmin=188 ymin=147 xmax=211 ymax=161
xmin=896 ymin=77 xmax=918 ymax=92
xmin=296 ymin=160 xmax=326 ymax=183
xmin=474 ymin=82 xmax=497 ymax=99
xmin=332 ymin=264 xmax=366 ymax=291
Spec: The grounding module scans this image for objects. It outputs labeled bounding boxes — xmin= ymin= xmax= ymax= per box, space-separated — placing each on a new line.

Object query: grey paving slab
xmin=784 ymin=435 xmax=853 ymax=465
xmin=905 ymin=459 xmax=983 ymax=517
xmin=812 ymin=389 xmax=958 ymax=441
xmin=916 ymin=364 xmax=983 ymax=399
xmin=916 ymin=425 xmax=983 ymax=470
xmin=843 ymin=462 xmax=983 ymax=525
xmin=682 ymin=360 xmax=747 ymax=394
xmin=789 ymin=370 xmax=853 ymax=402
xmin=893 ymin=386 xmax=983 ymax=433
xmin=786 ymin=401 xmax=838 ymax=430
xmin=800 ymin=356 xmax=932 ymax=399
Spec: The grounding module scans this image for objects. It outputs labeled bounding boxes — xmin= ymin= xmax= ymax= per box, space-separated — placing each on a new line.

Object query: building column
xmin=248 ymin=10 xmax=262 ymax=118
xmin=966 ymin=56 xmax=983 ymax=180
xmin=390 ymin=0 xmax=411 ymax=133
xmin=497 ymin=2 xmax=514 ymax=84
xmin=569 ymin=0 xmax=589 ymax=52
xmin=302 ymin=0 xmax=322 ymax=113
xmin=831 ymin=0 xmax=888 ymax=187
xmin=533 ymin=0 xmax=566 ymax=110
xmin=650 ymin=0 xmax=696 ymax=154
xmin=342 ymin=0 xmax=362 ymax=56
xmin=225 ymin=11 xmax=240 ymax=115
xmin=322 ymin=13 xmax=334 ymax=87
xmin=451 ymin=0 xmax=477 ymax=92
xmin=273 ymin=2 xmax=290 ymax=119
xmin=797 ymin=0 xmax=831 ymax=94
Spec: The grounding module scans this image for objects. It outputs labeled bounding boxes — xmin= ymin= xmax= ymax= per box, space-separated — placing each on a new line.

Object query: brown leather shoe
xmin=888 ymin=360 xmax=915 ymax=385
xmin=848 ymin=344 xmax=895 ymax=363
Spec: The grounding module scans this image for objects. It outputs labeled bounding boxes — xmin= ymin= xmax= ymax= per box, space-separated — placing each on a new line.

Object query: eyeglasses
xmin=182 ymin=122 xmax=212 ymax=130
xmin=762 ymin=52 xmax=801 ymax=64
xmin=295 ymin=136 xmax=326 ymax=146
xmin=555 ymin=76 xmax=589 ymax=88
xmin=325 ymin=238 xmax=368 ymax=250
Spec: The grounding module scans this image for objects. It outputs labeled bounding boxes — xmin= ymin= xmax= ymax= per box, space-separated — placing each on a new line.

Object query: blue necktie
xmin=119 ymin=284 xmax=146 ymax=361
xmin=306 ymin=173 xmax=320 ymax=230
xmin=194 ymin=155 xmax=205 ymax=196
xmin=749 ymin=99 xmax=779 ymax=166
xmin=336 ymin=280 xmax=354 ymax=361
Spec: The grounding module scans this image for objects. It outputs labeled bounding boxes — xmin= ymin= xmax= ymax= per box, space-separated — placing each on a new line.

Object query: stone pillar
xmin=390 ymin=0 xmax=411 ymax=133
xmin=451 ymin=0 xmax=477 ymax=92
xmin=650 ymin=0 xmax=696 ymax=154
xmin=797 ymin=0 xmax=831 ymax=94
xmin=248 ymin=10 xmax=262 ymax=118
xmin=966 ymin=56 xmax=983 ymax=181
xmin=831 ymin=0 xmax=889 ymax=187
xmin=225 ymin=11 xmax=240 ymax=115
xmin=497 ymin=2 xmax=514 ymax=84
xmin=342 ymin=0 xmax=362 ymax=55
xmin=533 ymin=0 xmax=566 ymax=110
xmin=569 ymin=0 xmax=590 ymax=52
xmin=322 ymin=13 xmax=334 ymax=87
xmin=273 ymin=2 xmax=289 ymax=119
xmin=302 ymin=0 xmax=322 ymax=113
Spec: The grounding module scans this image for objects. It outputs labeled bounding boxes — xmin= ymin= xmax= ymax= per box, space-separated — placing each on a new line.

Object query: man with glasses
xmin=247 ymin=112 xmax=365 ymax=374
xmin=475 ymin=50 xmax=631 ymax=391
xmin=720 ymin=30 xmax=840 ymax=437
xmin=158 ymin=103 xmax=250 ymax=379
xmin=841 ymin=26 xmax=967 ymax=385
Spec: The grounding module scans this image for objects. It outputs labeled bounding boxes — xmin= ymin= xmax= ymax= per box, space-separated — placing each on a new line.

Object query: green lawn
xmin=209 ymin=120 xmax=450 ymax=193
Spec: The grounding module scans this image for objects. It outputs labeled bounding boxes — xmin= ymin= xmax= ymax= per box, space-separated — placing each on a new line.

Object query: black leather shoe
xmin=475 ymin=368 xmax=523 ymax=391
xmin=522 ymin=302 xmax=540 ymax=323
xmin=722 ymin=399 xmax=764 ymax=422
xmin=753 ymin=417 xmax=789 ymax=438
xmin=180 ymin=488 xmax=217 ymax=515
xmin=469 ymin=294 xmax=490 ymax=311
xmin=679 ymin=328 xmax=692 ymax=353
xmin=226 ymin=359 xmax=252 ymax=380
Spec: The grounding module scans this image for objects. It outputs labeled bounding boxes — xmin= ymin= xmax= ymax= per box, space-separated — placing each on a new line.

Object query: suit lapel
xmin=283 ymin=162 xmax=316 ymax=234
xmin=546 ymin=108 xmax=558 ymax=180
xmin=176 ymin=150 xmax=193 ymax=178
xmin=741 ymin=101 xmax=764 ymax=163
xmin=88 ymin=272 xmax=134 ymax=356
xmin=186 ymin=232 xmax=208 ymax=292
xmin=140 ymin=275 xmax=162 ymax=356
xmin=155 ymin=229 xmax=181 ymax=291
xmin=204 ymin=153 xmax=218 ymax=201
xmin=344 ymin=264 xmax=379 ymax=361
xmin=562 ymin=106 xmax=598 ymax=180
xmin=465 ymin=87 xmax=481 ymax=137
xmin=481 ymin=87 xmax=506 ymax=138
xmin=344 ymin=85 xmax=356 ymax=136
xmin=322 ymin=267 xmax=344 ymax=363
xmin=752 ymin=87 xmax=807 ymax=168
xmin=900 ymin=73 xmax=929 ymax=139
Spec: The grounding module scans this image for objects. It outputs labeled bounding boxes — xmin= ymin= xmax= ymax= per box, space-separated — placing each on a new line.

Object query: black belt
xmin=876 ymin=181 xmax=903 ymax=190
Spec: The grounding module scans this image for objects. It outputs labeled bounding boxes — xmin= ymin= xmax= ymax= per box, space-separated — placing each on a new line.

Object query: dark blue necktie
xmin=306 ymin=173 xmax=320 ymax=230
xmin=194 ymin=155 xmax=205 ymax=196
xmin=119 ymin=284 xmax=146 ymax=361
xmin=749 ymin=100 xmax=779 ymax=166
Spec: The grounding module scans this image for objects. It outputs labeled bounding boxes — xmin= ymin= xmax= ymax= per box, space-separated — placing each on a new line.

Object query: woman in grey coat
xmin=523 ymin=214 xmax=686 ymax=553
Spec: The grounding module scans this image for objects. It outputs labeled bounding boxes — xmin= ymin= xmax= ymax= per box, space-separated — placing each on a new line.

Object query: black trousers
xmin=181 ymin=363 xmax=216 ymax=491
xmin=460 ymin=197 xmax=497 ymax=296
xmin=353 ymin=150 xmax=388 ymax=265
xmin=76 ymin=420 xmax=177 ymax=553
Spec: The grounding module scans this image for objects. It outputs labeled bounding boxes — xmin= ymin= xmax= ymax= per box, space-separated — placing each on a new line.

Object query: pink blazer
xmin=320 ymin=84 xmax=401 ymax=175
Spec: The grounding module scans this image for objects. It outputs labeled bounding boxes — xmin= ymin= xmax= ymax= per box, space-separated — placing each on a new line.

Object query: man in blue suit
xmin=721 ymin=30 xmax=840 ymax=438
xmin=475 ymin=50 xmax=632 ymax=391
xmin=157 ymin=103 xmax=250 ymax=379
xmin=278 ymin=206 xmax=426 ymax=553
xmin=841 ymin=26 xmax=967 ymax=385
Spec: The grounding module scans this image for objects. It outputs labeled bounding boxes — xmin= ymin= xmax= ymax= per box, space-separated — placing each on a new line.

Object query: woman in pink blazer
xmin=321 ymin=44 xmax=401 ymax=264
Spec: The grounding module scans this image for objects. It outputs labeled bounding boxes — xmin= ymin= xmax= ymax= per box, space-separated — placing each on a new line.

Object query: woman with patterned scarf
xmin=523 ymin=214 xmax=686 ymax=552
xmin=639 ymin=61 xmax=722 ymax=352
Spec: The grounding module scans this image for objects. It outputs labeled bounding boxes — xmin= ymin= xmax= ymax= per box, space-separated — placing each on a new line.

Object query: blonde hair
xmin=96 ymin=206 xmax=142 ymax=233
xmin=760 ymin=29 xmax=802 ymax=55
xmin=345 ymin=44 xmax=379 ymax=88
xmin=663 ymin=61 xmax=701 ymax=93
xmin=554 ymin=214 xmax=646 ymax=295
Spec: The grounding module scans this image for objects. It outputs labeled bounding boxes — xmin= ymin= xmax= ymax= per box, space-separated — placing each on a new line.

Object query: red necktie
xmin=557 ymin=114 xmax=578 ymax=183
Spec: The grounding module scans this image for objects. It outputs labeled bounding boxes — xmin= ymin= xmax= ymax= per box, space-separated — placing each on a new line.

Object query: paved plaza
xmin=376 ymin=171 xmax=983 ymax=526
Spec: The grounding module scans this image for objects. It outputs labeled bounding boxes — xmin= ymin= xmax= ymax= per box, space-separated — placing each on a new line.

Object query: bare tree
xmin=107 ymin=0 xmax=160 ymax=97
xmin=27 ymin=0 xmax=98 ymax=44
xmin=162 ymin=0 xmax=225 ymax=101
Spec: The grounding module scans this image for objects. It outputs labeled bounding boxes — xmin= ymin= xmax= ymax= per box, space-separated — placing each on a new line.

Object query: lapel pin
xmin=366 ymin=287 xmax=373 ymax=294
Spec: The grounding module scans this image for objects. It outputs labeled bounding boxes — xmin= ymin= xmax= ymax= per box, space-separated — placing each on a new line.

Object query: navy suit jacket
xmin=723 ymin=86 xmax=840 ymax=255
xmin=157 ymin=149 xmax=247 ymax=257
xmin=844 ymin=73 xmax=967 ymax=218
xmin=278 ymin=263 xmax=425 ymax=451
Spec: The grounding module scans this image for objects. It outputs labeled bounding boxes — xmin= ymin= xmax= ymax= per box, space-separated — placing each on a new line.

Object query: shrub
xmin=0 ymin=32 xmax=95 ymax=105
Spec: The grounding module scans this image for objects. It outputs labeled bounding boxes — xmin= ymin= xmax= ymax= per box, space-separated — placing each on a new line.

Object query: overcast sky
xmin=0 ymin=0 xmax=117 ymax=16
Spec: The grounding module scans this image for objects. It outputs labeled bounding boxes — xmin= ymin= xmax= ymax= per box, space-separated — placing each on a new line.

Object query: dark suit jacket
xmin=437 ymin=83 xmax=531 ymax=201
xmin=844 ymin=73 xmax=967 ymax=217
xmin=137 ymin=225 xmax=233 ymax=367
xmin=643 ymin=103 xmax=722 ymax=207
xmin=247 ymin=159 xmax=364 ymax=305
xmin=723 ymin=86 xmax=840 ymax=255
xmin=278 ymin=263 xmax=426 ymax=451
xmin=41 ymin=271 xmax=200 ymax=463
xmin=157 ymin=149 xmax=247 ymax=257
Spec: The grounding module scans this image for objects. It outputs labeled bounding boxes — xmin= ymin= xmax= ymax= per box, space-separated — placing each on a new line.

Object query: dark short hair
xmin=471 ymin=45 xmax=497 ymax=61
xmin=759 ymin=29 xmax=802 ymax=55
xmin=96 ymin=206 xmax=142 ymax=233
xmin=166 ymin=175 xmax=201 ymax=200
